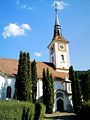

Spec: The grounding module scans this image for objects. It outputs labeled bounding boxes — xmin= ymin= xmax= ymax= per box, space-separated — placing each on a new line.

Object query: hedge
xmin=34 ymin=103 xmax=46 ymax=120
xmin=0 ymin=100 xmax=35 ymax=120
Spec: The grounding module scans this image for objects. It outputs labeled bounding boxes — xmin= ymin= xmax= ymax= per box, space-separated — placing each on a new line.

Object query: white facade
xmin=53 ymin=78 xmax=72 ymax=112
xmin=0 ymin=72 xmax=72 ymax=112
xmin=0 ymin=73 xmax=15 ymax=99
xmin=36 ymin=80 xmax=43 ymax=99
xmin=49 ymin=41 xmax=70 ymax=73
xmin=36 ymin=77 xmax=72 ymax=112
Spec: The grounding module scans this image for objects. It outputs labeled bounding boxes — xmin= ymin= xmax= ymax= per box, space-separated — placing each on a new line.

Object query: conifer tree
xmin=49 ymin=73 xmax=54 ymax=113
xmin=69 ymin=66 xmax=77 ymax=113
xmin=75 ymin=72 xmax=82 ymax=107
xmin=31 ymin=60 xmax=37 ymax=103
xmin=43 ymin=68 xmax=54 ymax=113
xmin=42 ymin=68 xmax=46 ymax=105
xmin=16 ymin=51 xmax=24 ymax=100
xmin=46 ymin=68 xmax=50 ymax=113
xmin=15 ymin=51 xmax=32 ymax=101
xmin=20 ymin=52 xmax=29 ymax=101
xmin=69 ymin=66 xmax=82 ymax=114
xmin=27 ymin=52 xmax=32 ymax=102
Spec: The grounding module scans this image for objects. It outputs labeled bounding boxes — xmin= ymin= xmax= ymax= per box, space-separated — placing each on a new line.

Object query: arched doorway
xmin=57 ymin=99 xmax=64 ymax=111
xmin=6 ymin=86 xmax=11 ymax=98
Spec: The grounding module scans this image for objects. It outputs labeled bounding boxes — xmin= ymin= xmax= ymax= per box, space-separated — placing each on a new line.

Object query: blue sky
xmin=0 ymin=0 xmax=90 ymax=71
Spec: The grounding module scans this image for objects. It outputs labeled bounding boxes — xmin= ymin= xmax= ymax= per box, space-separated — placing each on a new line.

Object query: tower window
xmin=6 ymin=86 xmax=11 ymax=98
xmin=52 ymin=56 xmax=54 ymax=63
xmin=61 ymin=54 xmax=64 ymax=62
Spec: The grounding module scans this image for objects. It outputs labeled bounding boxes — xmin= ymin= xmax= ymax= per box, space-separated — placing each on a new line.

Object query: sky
xmin=0 ymin=0 xmax=90 ymax=71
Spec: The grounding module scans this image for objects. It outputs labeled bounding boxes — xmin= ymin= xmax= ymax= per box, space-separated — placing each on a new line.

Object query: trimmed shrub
xmin=0 ymin=100 xmax=35 ymax=120
xmin=34 ymin=103 xmax=46 ymax=120
xmin=22 ymin=106 xmax=35 ymax=120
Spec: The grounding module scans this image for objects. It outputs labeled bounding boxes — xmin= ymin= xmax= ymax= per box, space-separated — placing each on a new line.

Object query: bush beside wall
xmin=34 ymin=103 xmax=46 ymax=120
xmin=0 ymin=100 xmax=35 ymax=120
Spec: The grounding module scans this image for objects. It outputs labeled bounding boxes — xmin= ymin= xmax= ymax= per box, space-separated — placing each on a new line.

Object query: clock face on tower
xmin=59 ymin=43 xmax=65 ymax=51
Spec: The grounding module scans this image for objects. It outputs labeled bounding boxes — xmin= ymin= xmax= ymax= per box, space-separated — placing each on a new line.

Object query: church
xmin=0 ymin=10 xmax=73 ymax=112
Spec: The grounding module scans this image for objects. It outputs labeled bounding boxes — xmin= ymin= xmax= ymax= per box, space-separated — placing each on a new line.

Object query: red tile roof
xmin=0 ymin=58 xmax=18 ymax=77
xmin=0 ymin=58 xmax=68 ymax=79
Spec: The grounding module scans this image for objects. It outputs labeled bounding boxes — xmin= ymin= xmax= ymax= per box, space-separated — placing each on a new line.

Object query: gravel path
xmin=44 ymin=112 xmax=76 ymax=120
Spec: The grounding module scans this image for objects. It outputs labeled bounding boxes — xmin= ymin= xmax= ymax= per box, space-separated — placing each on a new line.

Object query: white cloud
xmin=20 ymin=4 xmax=34 ymax=10
xmin=21 ymin=24 xmax=31 ymax=30
xmin=52 ymin=1 xmax=67 ymax=10
xmin=34 ymin=52 xmax=42 ymax=57
xmin=16 ymin=0 xmax=34 ymax=10
xmin=2 ymin=23 xmax=31 ymax=39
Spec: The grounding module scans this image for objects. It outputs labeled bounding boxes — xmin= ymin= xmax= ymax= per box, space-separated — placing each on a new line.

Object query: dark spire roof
xmin=53 ymin=9 xmax=62 ymax=38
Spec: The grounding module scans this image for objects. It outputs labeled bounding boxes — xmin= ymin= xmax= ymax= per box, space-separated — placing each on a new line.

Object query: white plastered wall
xmin=54 ymin=42 xmax=70 ymax=70
xmin=0 ymin=73 xmax=15 ymax=99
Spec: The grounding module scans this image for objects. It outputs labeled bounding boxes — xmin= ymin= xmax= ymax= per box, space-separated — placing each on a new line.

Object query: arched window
xmin=61 ymin=54 xmax=64 ymax=62
xmin=6 ymin=86 xmax=11 ymax=98
xmin=51 ymin=55 xmax=54 ymax=63
xmin=52 ymin=56 xmax=54 ymax=63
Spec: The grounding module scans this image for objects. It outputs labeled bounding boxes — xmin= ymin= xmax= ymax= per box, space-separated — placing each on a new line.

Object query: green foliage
xmin=0 ymin=100 xmax=35 ymax=120
xmin=27 ymin=52 xmax=32 ymax=102
xmin=69 ymin=66 xmax=82 ymax=114
xmin=75 ymin=72 xmax=82 ymax=106
xmin=69 ymin=66 xmax=77 ymax=112
xmin=77 ymin=70 xmax=90 ymax=101
xmin=15 ymin=51 xmax=32 ymax=101
xmin=77 ymin=100 xmax=90 ymax=119
xmin=21 ymin=52 xmax=29 ymax=101
xmin=34 ymin=103 xmax=46 ymax=120
xmin=22 ymin=106 xmax=35 ymax=120
xmin=42 ymin=68 xmax=46 ymax=105
xmin=31 ymin=60 xmax=37 ymax=103
xmin=43 ymin=68 xmax=54 ymax=113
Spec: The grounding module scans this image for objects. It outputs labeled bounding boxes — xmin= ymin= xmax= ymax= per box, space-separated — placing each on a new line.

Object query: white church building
xmin=0 ymin=10 xmax=73 ymax=112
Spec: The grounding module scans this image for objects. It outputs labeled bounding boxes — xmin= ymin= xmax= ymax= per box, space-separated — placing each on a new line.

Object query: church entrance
xmin=57 ymin=99 xmax=64 ymax=111
xmin=6 ymin=86 xmax=11 ymax=98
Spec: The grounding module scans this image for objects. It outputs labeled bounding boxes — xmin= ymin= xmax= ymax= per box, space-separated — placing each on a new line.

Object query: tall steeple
xmin=53 ymin=7 xmax=62 ymax=38
xmin=48 ymin=7 xmax=70 ymax=73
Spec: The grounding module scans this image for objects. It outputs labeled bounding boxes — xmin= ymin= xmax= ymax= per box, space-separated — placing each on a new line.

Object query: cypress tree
xmin=43 ymin=68 xmax=54 ymax=113
xmin=69 ymin=66 xmax=82 ymax=114
xmin=42 ymin=68 xmax=46 ymax=105
xmin=16 ymin=51 xmax=24 ymax=100
xmin=75 ymin=72 xmax=82 ymax=106
xmin=31 ymin=60 xmax=37 ymax=103
xmin=69 ymin=66 xmax=78 ymax=113
xmin=27 ymin=52 xmax=32 ymax=102
xmin=49 ymin=73 xmax=54 ymax=113
xmin=15 ymin=51 xmax=32 ymax=101
xmin=46 ymin=68 xmax=50 ymax=113
xmin=20 ymin=52 xmax=29 ymax=101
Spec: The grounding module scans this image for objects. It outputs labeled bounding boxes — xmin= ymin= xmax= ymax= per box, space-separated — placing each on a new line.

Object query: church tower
xmin=48 ymin=9 xmax=70 ymax=73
